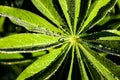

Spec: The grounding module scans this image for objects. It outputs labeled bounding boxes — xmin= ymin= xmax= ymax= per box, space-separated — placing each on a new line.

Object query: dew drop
xmin=107 ymin=47 xmax=111 ymax=50
xmin=111 ymin=74 xmax=119 ymax=80
xmin=111 ymin=49 xmax=115 ymax=51
xmin=57 ymin=32 xmax=62 ymax=35
xmin=58 ymin=38 xmax=64 ymax=42
xmin=98 ymin=45 xmax=103 ymax=48
xmin=104 ymin=46 xmax=108 ymax=49
xmin=116 ymin=50 xmax=119 ymax=52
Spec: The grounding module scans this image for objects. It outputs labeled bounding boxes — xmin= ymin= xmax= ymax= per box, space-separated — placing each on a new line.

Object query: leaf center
xmin=68 ymin=35 xmax=79 ymax=45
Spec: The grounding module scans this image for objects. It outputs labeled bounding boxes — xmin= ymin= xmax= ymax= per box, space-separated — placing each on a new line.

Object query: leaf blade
xmin=0 ymin=6 xmax=64 ymax=35
xmin=79 ymin=43 xmax=120 ymax=79
xmin=79 ymin=0 xmax=117 ymax=33
xmin=59 ymin=0 xmax=73 ymax=34
xmin=76 ymin=45 xmax=89 ymax=80
xmin=16 ymin=44 xmax=67 ymax=80
xmin=33 ymin=43 xmax=71 ymax=80
xmin=31 ymin=0 xmax=66 ymax=30
xmin=0 ymin=33 xmax=63 ymax=53
xmin=67 ymin=45 xmax=74 ymax=80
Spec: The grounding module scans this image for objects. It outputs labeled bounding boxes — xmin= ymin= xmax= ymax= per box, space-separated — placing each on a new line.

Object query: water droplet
xmin=115 ymin=50 xmax=119 ymax=52
xmin=111 ymin=49 xmax=115 ymax=51
xmin=111 ymin=74 xmax=119 ymax=80
xmin=99 ymin=45 xmax=103 ymax=48
xmin=104 ymin=46 xmax=108 ymax=49
xmin=58 ymin=38 xmax=64 ymax=42
xmin=92 ymin=37 xmax=95 ymax=39
xmin=107 ymin=47 xmax=111 ymax=50
xmin=57 ymin=32 xmax=61 ymax=35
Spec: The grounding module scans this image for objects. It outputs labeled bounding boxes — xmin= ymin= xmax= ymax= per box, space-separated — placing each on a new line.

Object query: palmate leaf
xmin=0 ymin=0 xmax=119 ymax=80
xmin=0 ymin=6 xmax=65 ymax=36
xmin=0 ymin=33 xmax=63 ymax=53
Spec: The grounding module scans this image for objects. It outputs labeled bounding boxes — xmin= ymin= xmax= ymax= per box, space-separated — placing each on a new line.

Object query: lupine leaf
xmin=32 ymin=44 xmax=71 ymax=80
xmin=0 ymin=16 xmax=5 ymax=32
xmin=0 ymin=51 xmax=46 ymax=60
xmin=79 ymin=0 xmax=117 ymax=33
xmin=84 ymin=56 xmax=103 ymax=80
xmin=0 ymin=53 xmax=24 ymax=60
xmin=67 ymin=46 xmax=74 ymax=80
xmin=31 ymin=0 xmax=67 ymax=32
xmin=98 ymin=36 xmax=120 ymax=40
xmin=76 ymin=0 xmax=91 ymax=34
xmin=81 ymin=30 xmax=120 ymax=40
xmin=98 ymin=15 xmax=120 ymax=26
xmin=106 ymin=30 xmax=120 ymax=36
xmin=79 ymin=43 xmax=120 ymax=80
xmin=59 ymin=0 xmax=73 ymax=34
xmin=73 ymin=0 xmax=81 ymax=34
xmin=86 ymin=40 xmax=120 ymax=56
xmin=76 ymin=46 xmax=89 ymax=80
xmin=117 ymin=0 xmax=120 ymax=9
xmin=84 ymin=0 xmax=117 ymax=32
xmin=0 ymin=6 xmax=64 ymax=35
xmin=0 ymin=33 xmax=62 ymax=53
xmin=0 ymin=59 xmax=33 ymax=65
xmin=16 ymin=44 xmax=67 ymax=80
xmin=82 ymin=30 xmax=120 ymax=56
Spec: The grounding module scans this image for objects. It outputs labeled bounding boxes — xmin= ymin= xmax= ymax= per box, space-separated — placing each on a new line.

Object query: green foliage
xmin=0 ymin=0 xmax=120 ymax=80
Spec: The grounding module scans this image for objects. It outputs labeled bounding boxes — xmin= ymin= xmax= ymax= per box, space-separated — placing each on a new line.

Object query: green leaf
xmin=81 ymin=30 xmax=120 ymax=40
xmin=107 ymin=30 xmax=120 ymax=36
xmin=76 ymin=0 xmax=91 ymax=34
xmin=31 ymin=0 xmax=68 ymax=33
xmin=0 ymin=53 xmax=23 ymax=60
xmin=0 ymin=6 xmax=64 ymax=35
xmin=0 ymin=16 xmax=5 ymax=32
xmin=0 ymin=59 xmax=33 ymax=65
xmin=0 ymin=33 xmax=62 ymax=53
xmin=32 ymin=44 xmax=71 ymax=80
xmin=76 ymin=46 xmax=88 ymax=80
xmin=84 ymin=56 xmax=103 ymax=80
xmin=16 ymin=44 xmax=67 ymax=80
xmin=86 ymin=40 xmax=120 ymax=56
xmin=0 ymin=51 xmax=46 ymax=60
xmin=97 ymin=14 xmax=120 ymax=30
xmin=82 ymin=30 xmax=120 ymax=56
xmin=79 ymin=0 xmax=117 ymax=33
xmin=67 ymin=46 xmax=74 ymax=80
xmin=117 ymin=0 xmax=120 ymax=9
xmin=58 ymin=0 xmax=74 ymax=34
xmin=98 ymin=36 xmax=120 ymax=40
xmin=79 ymin=43 xmax=120 ymax=80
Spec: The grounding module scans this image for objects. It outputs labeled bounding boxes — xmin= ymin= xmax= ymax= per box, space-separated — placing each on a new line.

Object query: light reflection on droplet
xmin=58 ymin=38 xmax=64 ymax=42
xmin=99 ymin=45 xmax=103 ymax=48
xmin=107 ymin=47 xmax=111 ymax=50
